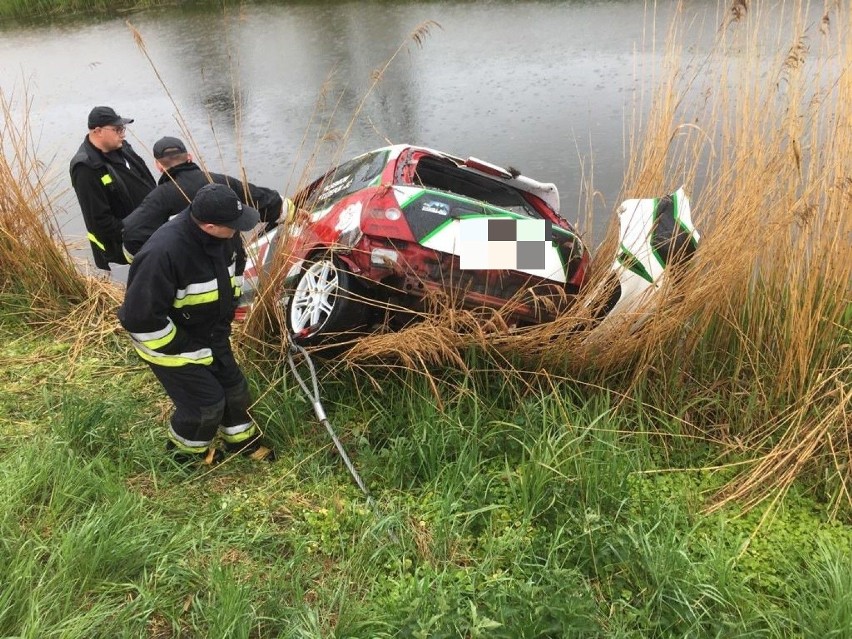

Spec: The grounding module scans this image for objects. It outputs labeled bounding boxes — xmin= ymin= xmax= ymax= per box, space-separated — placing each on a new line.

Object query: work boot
xmin=224 ymin=436 xmax=276 ymax=462
xmin=166 ymin=441 xmax=224 ymax=468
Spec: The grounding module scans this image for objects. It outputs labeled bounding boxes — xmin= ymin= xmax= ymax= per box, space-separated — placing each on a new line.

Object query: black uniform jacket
xmin=69 ymin=137 xmax=156 ymax=270
xmin=118 ymin=210 xmax=246 ymax=368
xmin=122 ymin=161 xmax=283 ymax=257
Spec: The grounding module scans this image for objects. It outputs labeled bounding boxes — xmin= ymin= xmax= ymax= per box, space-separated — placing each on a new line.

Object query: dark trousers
xmin=148 ymin=338 xmax=255 ymax=452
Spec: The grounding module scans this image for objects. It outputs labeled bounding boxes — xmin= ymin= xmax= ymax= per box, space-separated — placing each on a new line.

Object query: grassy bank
xmin=0 ymin=0 xmax=279 ymax=22
xmin=1 ymin=0 xmax=850 ymax=635
xmin=1 ymin=317 xmax=851 ymax=637
xmin=0 ymin=0 xmax=162 ymax=20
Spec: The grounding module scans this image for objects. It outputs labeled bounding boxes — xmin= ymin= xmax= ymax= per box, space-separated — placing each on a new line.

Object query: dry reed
xmin=0 ymin=86 xmax=131 ymax=379
xmin=604 ymin=1 xmax=850 ymax=513
xmin=0 ymin=88 xmax=119 ymax=323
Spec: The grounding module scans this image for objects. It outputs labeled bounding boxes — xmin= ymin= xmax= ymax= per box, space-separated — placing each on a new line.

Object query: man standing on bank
xmin=118 ymin=183 xmax=274 ymax=466
xmin=70 ymin=106 xmax=156 ymax=270
xmin=122 ymin=136 xmax=284 ymax=259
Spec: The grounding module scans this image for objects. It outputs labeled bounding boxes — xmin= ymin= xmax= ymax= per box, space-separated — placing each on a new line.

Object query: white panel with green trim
xmin=608 ymin=186 xmax=699 ymax=318
xmin=394 ymin=186 xmax=568 ymax=284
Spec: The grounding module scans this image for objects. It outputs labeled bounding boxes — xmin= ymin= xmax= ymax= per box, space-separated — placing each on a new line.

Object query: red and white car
xmin=240 ymin=145 xmax=698 ymax=347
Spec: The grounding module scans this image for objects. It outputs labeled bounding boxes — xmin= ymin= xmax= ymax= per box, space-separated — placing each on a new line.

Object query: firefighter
xmin=121 ymin=136 xmax=283 ymax=259
xmin=69 ymin=106 xmax=156 ymax=270
xmin=118 ymin=183 xmax=274 ymax=466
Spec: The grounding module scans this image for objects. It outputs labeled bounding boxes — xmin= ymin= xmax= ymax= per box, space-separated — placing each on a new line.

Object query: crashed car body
xmin=240 ymin=144 xmax=592 ymax=343
xmin=240 ymin=144 xmax=699 ymax=346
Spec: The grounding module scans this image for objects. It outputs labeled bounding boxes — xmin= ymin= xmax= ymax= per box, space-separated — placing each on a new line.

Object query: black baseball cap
xmin=88 ymin=106 xmax=133 ymax=129
xmin=153 ymin=136 xmax=188 ymax=159
xmin=191 ymin=183 xmax=260 ymax=231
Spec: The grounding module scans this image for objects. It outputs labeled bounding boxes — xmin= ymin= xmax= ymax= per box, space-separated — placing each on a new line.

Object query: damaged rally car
xmin=239 ymin=144 xmax=699 ymax=346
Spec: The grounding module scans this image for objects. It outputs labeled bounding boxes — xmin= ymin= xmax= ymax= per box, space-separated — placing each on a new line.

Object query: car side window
xmin=305 ymin=150 xmax=389 ymax=210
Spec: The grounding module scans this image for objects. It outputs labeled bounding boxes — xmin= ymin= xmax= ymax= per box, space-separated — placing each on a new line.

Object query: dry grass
xmin=0 ymin=87 xmax=120 ymax=326
xmin=588 ymin=1 xmax=850 ymax=513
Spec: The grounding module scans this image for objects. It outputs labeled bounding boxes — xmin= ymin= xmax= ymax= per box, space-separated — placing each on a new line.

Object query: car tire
xmin=284 ymin=252 xmax=369 ymax=349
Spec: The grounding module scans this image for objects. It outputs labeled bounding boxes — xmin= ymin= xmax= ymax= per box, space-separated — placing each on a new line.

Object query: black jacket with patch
xmin=69 ymin=137 xmax=156 ymax=270
xmin=118 ymin=210 xmax=246 ymax=368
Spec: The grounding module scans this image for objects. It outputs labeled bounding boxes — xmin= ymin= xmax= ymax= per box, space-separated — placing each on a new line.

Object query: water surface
xmin=1 ymin=0 xmax=721 ymax=269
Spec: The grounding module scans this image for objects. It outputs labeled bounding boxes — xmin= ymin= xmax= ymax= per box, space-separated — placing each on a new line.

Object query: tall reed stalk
xmin=605 ymin=0 xmax=850 ymax=514
xmin=0 ymin=89 xmax=94 ymax=320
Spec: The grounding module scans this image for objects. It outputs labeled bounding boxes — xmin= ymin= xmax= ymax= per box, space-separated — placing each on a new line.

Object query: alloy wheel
xmin=289 ymin=258 xmax=338 ymax=333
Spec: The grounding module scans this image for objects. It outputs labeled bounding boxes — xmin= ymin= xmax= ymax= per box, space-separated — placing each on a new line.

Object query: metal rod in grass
xmin=286 ymin=337 xmax=399 ymax=541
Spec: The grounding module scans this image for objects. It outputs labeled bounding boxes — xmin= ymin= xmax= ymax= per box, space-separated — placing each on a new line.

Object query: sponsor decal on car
xmin=421 ymin=200 xmax=450 ymax=216
xmin=334 ymin=202 xmax=362 ymax=232
xmin=420 ymin=216 xmax=568 ymax=284
xmin=459 ymin=218 xmax=552 ymax=271
xmin=309 ymin=205 xmax=333 ymax=223
xmin=318 ymin=174 xmax=354 ymax=201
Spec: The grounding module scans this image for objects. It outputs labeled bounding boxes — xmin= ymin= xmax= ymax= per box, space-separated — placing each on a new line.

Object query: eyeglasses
xmin=102 ymin=125 xmax=126 ymax=134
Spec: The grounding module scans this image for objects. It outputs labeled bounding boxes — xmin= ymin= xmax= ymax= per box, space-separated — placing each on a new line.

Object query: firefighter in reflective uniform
xmin=118 ymin=183 xmax=274 ymax=465
xmin=69 ymin=106 xmax=156 ymax=270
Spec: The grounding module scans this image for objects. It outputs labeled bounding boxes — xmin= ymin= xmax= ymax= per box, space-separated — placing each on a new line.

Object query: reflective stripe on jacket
xmin=118 ymin=210 xmax=245 ymax=367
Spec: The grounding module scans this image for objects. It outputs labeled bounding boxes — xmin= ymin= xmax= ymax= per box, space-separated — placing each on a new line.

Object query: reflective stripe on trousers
xmin=146 ymin=338 xmax=253 ymax=448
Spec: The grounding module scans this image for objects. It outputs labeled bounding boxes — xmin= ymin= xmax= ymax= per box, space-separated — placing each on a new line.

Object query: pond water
xmin=2 ymin=0 xmax=723 ymax=271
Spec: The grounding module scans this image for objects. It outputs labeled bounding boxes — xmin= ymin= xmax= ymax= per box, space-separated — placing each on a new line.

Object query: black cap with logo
xmin=191 ymin=183 xmax=260 ymax=231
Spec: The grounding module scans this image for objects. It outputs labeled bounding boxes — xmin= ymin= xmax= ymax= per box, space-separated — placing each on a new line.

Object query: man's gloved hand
xmin=263 ymin=197 xmax=295 ymax=233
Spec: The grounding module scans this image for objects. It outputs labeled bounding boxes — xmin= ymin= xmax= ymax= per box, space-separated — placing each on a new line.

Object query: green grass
xmin=0 ymin=0 xmax=271 ymax=21
xmin=0 ymin=0 xmax=169 ymax=20
xmin=1 ymin=312 xmax=850 ymax=638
